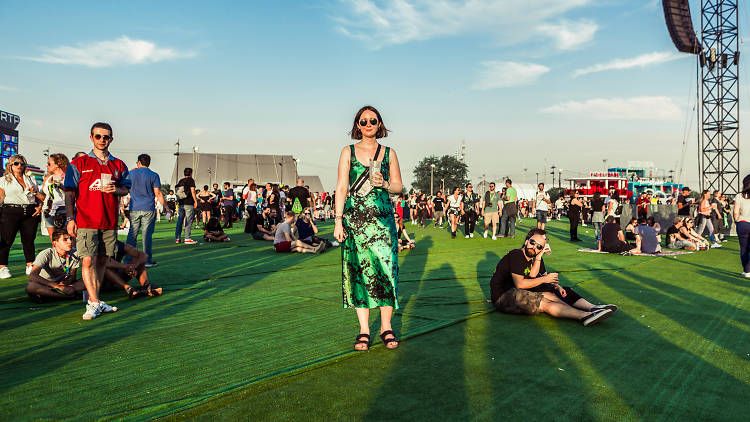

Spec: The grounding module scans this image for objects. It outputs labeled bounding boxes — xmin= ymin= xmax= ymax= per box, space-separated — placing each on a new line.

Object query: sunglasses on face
xmin=527 ymin=238 xmax=545 ymax=250
xmin=12 ymin=161 xmax=24 ymax=167
xmin=93 ymin=134 xmax=112 ymax=141
xmin=359 ymin=118 xmax=378 ymax=127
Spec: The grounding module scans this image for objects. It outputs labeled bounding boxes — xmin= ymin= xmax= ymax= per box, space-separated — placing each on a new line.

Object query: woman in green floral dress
xmin=334 ymin=106 xmax=404 ymax=351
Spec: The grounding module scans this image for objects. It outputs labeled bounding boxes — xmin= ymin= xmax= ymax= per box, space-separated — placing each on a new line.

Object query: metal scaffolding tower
xmin=699 ymin=0 xmax=740 ymax=195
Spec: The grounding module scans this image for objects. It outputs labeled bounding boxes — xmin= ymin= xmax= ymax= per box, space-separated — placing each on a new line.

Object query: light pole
xmin=536 ymin=172 xmax=540 ymax=185
xmin=550 ymin=165 xmax=556 ymax=188
xmin=558 ymin=168 xmax=563 ymax=189
xmin=174 ymin=139 xmax=181 ymax=184
xmin=523 ymin=167 xmax=528 ymax=184
xmin=602 ymin=159 xmax=608 ymax=191
xmin=430 ymin=164 xmax=435 ymax=196
xmin=440 ymin=178 xmax=445 ymax=193
xmin=192 ymin=146 xmax=199 ymax=176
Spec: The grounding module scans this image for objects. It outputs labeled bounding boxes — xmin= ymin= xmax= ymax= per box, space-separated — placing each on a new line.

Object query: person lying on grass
xmin=204 ymin=216 xmax=230 ymax=242
xmin=273 ymin=211 xmax=324 ymax=254
xmin=103 ymin=240 xmax=162 ymax=299
xmin=26 ymin=229 xmax=86 ymax=303
xmin=489 ymin=228 xmax=618 ymax=327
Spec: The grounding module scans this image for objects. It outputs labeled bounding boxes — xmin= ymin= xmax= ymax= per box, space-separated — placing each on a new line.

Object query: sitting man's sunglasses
xmin=527 ymin=238 xmax=545 ymax=250
xmin=359 ymin=118 xmax=378 ymax=127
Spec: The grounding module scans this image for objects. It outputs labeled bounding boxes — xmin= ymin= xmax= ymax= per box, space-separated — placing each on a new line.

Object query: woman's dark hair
xmin=203 ymin=185 xmax=209 ymax=190
xmin=249 ymin=183 xmax=257 ymax=190
xmin=742 ymin=174 xmax=750 ymax=199
xmin=593 ymin=192 xmax=601 ymax=201
xmin=350 ymin=105 xmax=388 ymax=140
xmin=605 ymin=215 xmax=616 ymax=223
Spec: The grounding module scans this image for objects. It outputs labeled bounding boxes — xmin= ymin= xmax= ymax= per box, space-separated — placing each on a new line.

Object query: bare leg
xmin=81 ymin=256 xmax=100 ymax=302
xmin=355 ymin=307 xmax=370 ymax=351
xmin=379 ymin=306 xmax=399 ymax=349
xmin=572 ymin=297 xmax=595 ymax=311
xmin=104 ymin=268 xmax=131 ymax=291
xmin=538 ymin=292 xmax=589 ymax=320
xmin=94 ymin=255 xmax=108 ymax=299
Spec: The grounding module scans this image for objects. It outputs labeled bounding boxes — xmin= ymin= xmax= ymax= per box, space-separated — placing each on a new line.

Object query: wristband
xmin=66 ymin=217 xmax=74 ymax=223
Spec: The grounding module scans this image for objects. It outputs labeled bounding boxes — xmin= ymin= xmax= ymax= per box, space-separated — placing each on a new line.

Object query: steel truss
xmin=700 ymin=0 xmax=740 ymax=195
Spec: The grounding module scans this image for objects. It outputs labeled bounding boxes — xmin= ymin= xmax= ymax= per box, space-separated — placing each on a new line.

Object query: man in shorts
xmin=249 ymin=207 xmax=277 ymax=241
xmin=26 ymin=229 xmax=86 ymax=303
xmin=482 ymin=182 xmax=502 ymax=240
xmin=104 ymin=240 xmax=163 ymax=298
xmin=65 ymin=122 xmax=130 ymax=320
xmin=489 ymin=228 xmax=617 ymax=326
xmin=532 ymin=183 xmax=551 ymax=230
xmin=273 ymin=211 xmax=323 ymax=254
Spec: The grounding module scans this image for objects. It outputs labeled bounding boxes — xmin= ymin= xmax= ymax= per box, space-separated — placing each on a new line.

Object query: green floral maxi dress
xmin=342 ymin=144 xmax=399 ymax=309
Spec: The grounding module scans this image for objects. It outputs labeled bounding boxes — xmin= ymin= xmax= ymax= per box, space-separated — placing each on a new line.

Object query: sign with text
xmin=0 ymin=110 xmax=20 ymax=130
xmin=589 ymin=172 xmax=623 ymax=178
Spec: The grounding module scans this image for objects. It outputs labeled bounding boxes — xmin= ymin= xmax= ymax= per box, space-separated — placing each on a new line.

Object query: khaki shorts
xmin=494 ymin=287 xmax=543 ymax=315
xmin=77 ymin=228 xmax=117 ymax=258
xmin=485 ymin=211 xmax=499 ymax=225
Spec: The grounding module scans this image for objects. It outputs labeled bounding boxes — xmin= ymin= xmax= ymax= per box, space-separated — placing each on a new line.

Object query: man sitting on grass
xmin=249 ymin=207 xmax=276 ymax=241
xmin=489 ymin=228 xmax=617 ymax=327
xmin=204 ymin=216 xmax=230 ymax=242
xmin=103 ymin=240 xmax=162 ymax=299
xmin=634 ymin=217 xmax=661 ymax=254
xmin=598 ymin=216 xmax=639 ymax=254
xmin=26 ymin=229 xmax=86 ymax=303
xmin=274 ymin=211 xmax=324 ymax=254
xmin=295 ymin=208 xmax=337 ymax=249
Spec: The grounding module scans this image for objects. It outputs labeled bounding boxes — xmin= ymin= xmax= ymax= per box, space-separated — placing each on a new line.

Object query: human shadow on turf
xmin=364 ymin=263 xmax=472 ymax=419
xmin=567 ymin=268 xmax=750 ymax=420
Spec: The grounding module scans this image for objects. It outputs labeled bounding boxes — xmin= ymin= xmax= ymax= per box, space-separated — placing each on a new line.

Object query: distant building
xmin=171 ymin=153 xmax=297 ymax=188
xmin=298 ymin=175 xmax=326 ymax=193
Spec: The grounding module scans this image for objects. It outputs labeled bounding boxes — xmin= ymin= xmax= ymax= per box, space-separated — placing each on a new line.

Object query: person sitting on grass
xmin=666 ymin=217 xmax=697 ymax=251
xmin=489 ymin=228 xmax=618 ymax=327
xmin=634 ymin=217 xmax=661 ymax=254
xmin=295 ymin=208 xmax=337 ymax=249
xmin=26 ymin=229 xmax=86 ymax=303
xmin=682 ymin=217 xmax=709 ymax=250
xmin=274 ymin=211 xmax=324 ymax=254
xmin=394 ymin=211 xmax=415 ymax=251
xmin=103 ymin=240 xmax=162 ymax=299
xmin=248 ymin=206 xmax=277 ymax=241
xmin=598 ymin=216 xmax=639 ymax=254
xmin=624 ymin=217 xmax=638 ymax=241
xmin=204 ymin=216 xmax=230 ymax=242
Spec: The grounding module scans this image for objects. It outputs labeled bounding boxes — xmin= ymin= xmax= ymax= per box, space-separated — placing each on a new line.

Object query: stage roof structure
xmin=171 ymin=153 xmax=297 ymax=189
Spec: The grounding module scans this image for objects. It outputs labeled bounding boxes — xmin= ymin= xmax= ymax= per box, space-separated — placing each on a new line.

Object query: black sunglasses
xmin=94 ymin=134 xmax=112 ymax=141
xmin=528 ymin=238 xmax=545 ymax=250
xmin=11 ymin=161 xmax=24 ymax=166
xmin=359 ymin=118 xmax=378 ymax=127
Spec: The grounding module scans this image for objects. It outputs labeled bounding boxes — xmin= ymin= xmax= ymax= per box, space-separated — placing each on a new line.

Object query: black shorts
xmin=252 ymin=231 xmax=267 ymax=240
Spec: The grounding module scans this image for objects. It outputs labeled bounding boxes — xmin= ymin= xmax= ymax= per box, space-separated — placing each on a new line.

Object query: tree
xmin=547 ymin=187 xmax=565 ymax=203
xmin=412 ymin=155 xmax=469 ymax=194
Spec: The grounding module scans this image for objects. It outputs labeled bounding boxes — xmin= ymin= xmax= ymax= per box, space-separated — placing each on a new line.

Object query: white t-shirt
xmin=734 ymin=194 xmax=750 ymax=222
xmin=535 ymin=192 xmax=550 ymax=212
xmin=42 ymin=173 xmax=66 ymax=213
xmin=555 ymin=198 xmax=564 ymax=210
xmin=0 ymin=173 xmax=39 ymax=205
xmin=448 ymin=195 xmax=462 ymax=208
xmin=274 ymin=221 xmax=293 ymax=244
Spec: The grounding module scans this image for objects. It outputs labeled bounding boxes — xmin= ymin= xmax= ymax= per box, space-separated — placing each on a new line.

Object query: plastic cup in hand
xmin=369 ymin=159 xmax=382 ymax=184
xmin=100 ymin=173 xmax=112 ymax=189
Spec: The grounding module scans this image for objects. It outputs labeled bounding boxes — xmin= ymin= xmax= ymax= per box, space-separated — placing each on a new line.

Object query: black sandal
xmin=380 ymin=330 xmax=399 ymax=349
xmin=354 ymin=334 xmax=370 ymax=351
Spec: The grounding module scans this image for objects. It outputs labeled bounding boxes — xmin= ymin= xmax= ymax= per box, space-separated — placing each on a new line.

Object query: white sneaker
xmin=331 ymin=241 xmax=340 ymax=247
xmin=492 ymin=235 xmax=497 ymax=240
xmin=483 ymin=231 xmax=488 ymax=239
xmin=25 ymin=265 xmax=32 ymax=275
xmin=0 ymin=267 xmax=11 ymax=279
xmin=711 ymin=243 xmax=723 ymax=248
xmin=470 ymin=233 xmax=474 ymax=238
xmin=82 ymin=302 xmax=102 ymax=320
xmin=742 ymin=272 xmax=750 ymax=278
xmin=98 ymin=301 xmax=118 ymax=313
xmin=465 ymin=235 xmax=470 ymax=238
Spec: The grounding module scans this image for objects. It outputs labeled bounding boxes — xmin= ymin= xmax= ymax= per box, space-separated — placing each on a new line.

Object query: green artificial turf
xmin=1 ymin=218 xmax=749 ymax=421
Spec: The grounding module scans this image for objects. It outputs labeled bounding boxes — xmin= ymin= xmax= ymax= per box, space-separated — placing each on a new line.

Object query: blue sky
xmin=2 ymin=0 xmax=748 ymax=190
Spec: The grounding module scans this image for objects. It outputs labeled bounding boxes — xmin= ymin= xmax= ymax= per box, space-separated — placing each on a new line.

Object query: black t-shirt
xmin=205 ymin=218 xmax=223 ymax=233
xmin=433 ymin=197 xmax=445 ymax=211
xmin=666 ymin=224 xmax=681 ymax=241
xmin=252 ymin=213 xmax=272 ymax=234
xmin=212 ymin=189 xmax=222 ymax=205
xmin=677 ymin=195 xmax=690 ymax=216
xmin=591 ymin=198 xmax=604 ymax=213
xmin=489 ymin=248 xmax=546 ymax=303
xmin=177 ymin=177 xmax=196 ymax=206
xmin=288 ymin=186 xmax=310 ymax=209
xmin=601 ymin=222 xmax=622 ymax=249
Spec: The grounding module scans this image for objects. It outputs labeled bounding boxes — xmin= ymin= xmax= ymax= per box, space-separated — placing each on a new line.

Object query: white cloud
xmin=23 ymin=36 xmax=195 ymax=67
xmin=190 ymin=127 xmax=206 ymax=136
xmin=541 ymin=97 xmax=681 ymax=120
xmin=334 ymin=0 xmax=594 ymax=49
xmin=573 ymin=51 xmax=685 ymax=77
xmin=536 ymin=19 xmax=598 ymax=50
xmin=0 ymin=85 xmax=19 ymax=91
xmin=473 ymin=61 xmax=550 ymax=90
